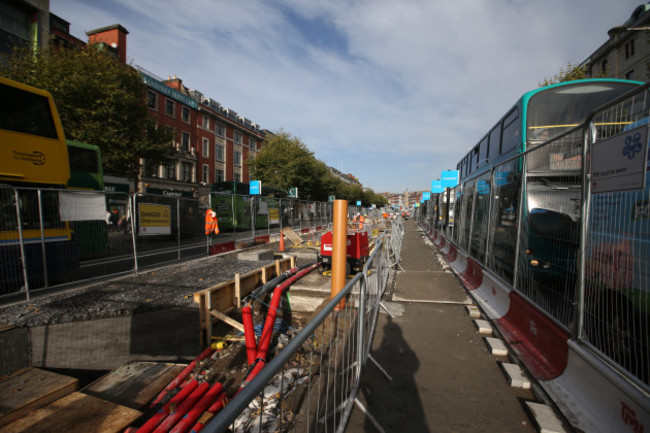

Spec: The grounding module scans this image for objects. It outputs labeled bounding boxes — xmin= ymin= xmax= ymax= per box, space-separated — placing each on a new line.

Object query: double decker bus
xmin=0 ymin=76 xmax=78 ymax=292
xmin=448 ymin=78 xmax=649 ymax=431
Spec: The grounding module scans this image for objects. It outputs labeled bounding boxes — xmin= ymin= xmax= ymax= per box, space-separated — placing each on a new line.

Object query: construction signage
xmin=138 ymin=203 xmax=172 ymax=236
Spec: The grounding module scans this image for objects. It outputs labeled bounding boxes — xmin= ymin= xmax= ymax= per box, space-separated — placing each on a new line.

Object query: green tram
xmin=211 ymin=181 xmax=283 ymax=231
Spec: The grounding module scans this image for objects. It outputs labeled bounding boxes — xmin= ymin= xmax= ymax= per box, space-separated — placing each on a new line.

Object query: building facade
xmin=583 ymin=3 xmax=650 ymax=81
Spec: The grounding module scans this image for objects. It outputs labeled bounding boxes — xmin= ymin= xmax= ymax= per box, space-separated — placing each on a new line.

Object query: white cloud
xmin=52 ymin=0 xmax=642 ymax=192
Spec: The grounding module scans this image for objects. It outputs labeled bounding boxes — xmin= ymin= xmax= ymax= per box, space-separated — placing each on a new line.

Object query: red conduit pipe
xmin=152 ymin=381 xmax=210 ymax=433
xmin=242 ymin=305 xmax=256 ymax=366
xmin=235 ymin=263 xmax=318 ymax=395
xmin=187 ymin=392 xmax=228 ymax=433
xmin=149 ymin=347 xmax=213 ymax=408
xmin=256 ymin=263 xmax=317 ymax=363
xmin=137 ymin=380 xmax=200 ymax=433
xmin=168 ymin=383 xmax=224 ymax=433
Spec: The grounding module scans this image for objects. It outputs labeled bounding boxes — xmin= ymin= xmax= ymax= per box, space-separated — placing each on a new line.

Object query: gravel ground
xmin=0 ymin=253 xmax=278 ymax=328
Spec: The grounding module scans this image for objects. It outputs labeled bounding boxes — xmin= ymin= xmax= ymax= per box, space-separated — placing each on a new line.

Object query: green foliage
xmin=539 ymin=62 xmax=588 ymax=87
xmin=248 ymin=130 xmax=387 ymax=206
xmin=0 ymin=44 xmax=174 ymax=181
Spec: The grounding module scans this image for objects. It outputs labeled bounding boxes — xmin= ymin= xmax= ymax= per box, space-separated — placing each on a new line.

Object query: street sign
xmin=328 ymin=195 xmax=336 ymax=202
xmin=288 ymin=187 xmax=298 ymax=198
xmin=250 ymin=180 xmax=262 ymax=195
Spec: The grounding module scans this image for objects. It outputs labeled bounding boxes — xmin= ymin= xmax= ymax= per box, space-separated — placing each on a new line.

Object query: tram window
xmin=0 ymin=82 xmax=57 ymax=138
xmin=501 ymin=108 xmax=520 ymax=154
xmin=488 ymin=124 xmax=501 ymax=162
xmin=479 ymin=137 xmax=489 ymax=167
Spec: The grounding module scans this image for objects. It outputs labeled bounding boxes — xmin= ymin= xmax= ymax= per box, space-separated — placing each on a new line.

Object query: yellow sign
xmin=138 ymin=203 xmax=171 ymax=235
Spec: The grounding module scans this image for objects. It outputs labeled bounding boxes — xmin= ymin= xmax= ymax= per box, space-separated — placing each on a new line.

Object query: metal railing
xmin=203 ymin=227 xmax=401 ymax=433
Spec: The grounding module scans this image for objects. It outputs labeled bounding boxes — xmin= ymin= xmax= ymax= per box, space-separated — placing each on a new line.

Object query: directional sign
xmin=431 ymin=180 xmax=444 ymax=193
xmin=288 ymin=187 xmax=298 ymax=198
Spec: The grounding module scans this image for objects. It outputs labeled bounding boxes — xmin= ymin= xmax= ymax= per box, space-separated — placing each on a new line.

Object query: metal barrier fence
xmin=423 ymin=82 xmax=650 ymax=390
xmin=203 ymin=227 xmax=401 ymax=433
xmin=0 ymin=188 xmax=334 ymax=304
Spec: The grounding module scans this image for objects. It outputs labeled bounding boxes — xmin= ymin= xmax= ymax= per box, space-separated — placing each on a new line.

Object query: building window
xmin=147 ymin=90 xmax=157 ymax=109
xmin=601 ymin=58 xmax=609 ymax=75
xmin=202 ymin=164 xmax=209 ymax=184
xmin=234 ymin=149 xmax=242 ymax=166
xmin=182 ymin=106 xmax=190 ymax=123
xmin=165 ymin=99 xmax=175 ymax=117
xmin=215 ymin=123 xmax=225 ymax=137
xmin=202 ymin=137 xmax=210 ymax=157
xmin=250 ymin=137 xmax=257 ymax=150
xmin=163 ymin=163 xmax=176 ymax=180
xmin=181 ymin=131 xmax=190 ymax=151
xmin=181 ymin=162 xmax=193 ymax=182
xmin=234 ymin=171 xmax=241 ymax=183
xmin=234 ymin=131 xmax=242 ymax=144
xmin=202 ymin=114 xmax=210 ymax=129
xmin=626 ymin=70 xmax=635 ymax=80
xmin=625 ymin=39 xmax=635 ymax=59
xmin=215 ymin=143 xmax=224 ymax=161
xmin=215 ymin=168 xmax=224 ymax=183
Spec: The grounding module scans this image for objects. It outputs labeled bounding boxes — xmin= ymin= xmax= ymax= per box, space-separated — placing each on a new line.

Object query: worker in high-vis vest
xmin=205 ymin=209 xmax=219 ymax=235
xmin=359 ymin=214 xmax=365 ymax=230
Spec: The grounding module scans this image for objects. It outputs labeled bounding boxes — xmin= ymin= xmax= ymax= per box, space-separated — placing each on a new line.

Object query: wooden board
xmin=193 ymin=257 xmax=295 ymax=346
xmin=0 ymin=391 xmax=141 ymax=433
xmin=282 ymin=227 xmax=304 ymax=246
xmin=0 ymin=367 xmax=78 ymax=428
xmin=82 ymin=361 xmax=185 ymax=410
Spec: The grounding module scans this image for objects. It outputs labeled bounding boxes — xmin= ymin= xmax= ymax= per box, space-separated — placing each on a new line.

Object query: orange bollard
xmin=279 ymin=230 xmax=286 ymax=252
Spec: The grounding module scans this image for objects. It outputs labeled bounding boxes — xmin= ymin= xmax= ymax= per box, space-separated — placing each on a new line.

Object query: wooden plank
xmin=1 ymin=391 xmax=141 ymax=433
xmin=282 ymin=227 xmax=304 ymax=246
xmin=210 ymin=309 xmax=245 ymax=333
xmin=0 ymin=367 xmax=78 ymax=428
xmin=82 ymin=361 xmax=185 ymax=410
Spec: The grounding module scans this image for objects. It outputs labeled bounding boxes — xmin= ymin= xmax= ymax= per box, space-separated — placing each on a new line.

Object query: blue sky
xmin=51 ymin=0 xmax=643 ymax=193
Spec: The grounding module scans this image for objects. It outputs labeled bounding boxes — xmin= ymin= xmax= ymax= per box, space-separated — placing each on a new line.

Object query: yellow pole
xmin=332 ymin=200 xmax=348 ymax=308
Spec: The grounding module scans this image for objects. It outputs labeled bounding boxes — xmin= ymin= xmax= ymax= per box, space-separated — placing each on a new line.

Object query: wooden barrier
xmin=193 ymin=257 xmax=296 ymax=347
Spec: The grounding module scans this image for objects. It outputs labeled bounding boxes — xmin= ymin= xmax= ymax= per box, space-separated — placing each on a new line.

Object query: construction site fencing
xmin=209 ymin=193 xmax=332 ymax=240
xmin=203 ymin=227 xmax=402 ymax=433
xmin=0 ymin=188 xmax=335 ymax=305
xmin=419 ymin=82 xmax=650 ymax=391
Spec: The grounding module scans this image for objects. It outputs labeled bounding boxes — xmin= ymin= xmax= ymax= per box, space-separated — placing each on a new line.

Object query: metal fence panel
xmin=581 ymin=86 xmax=650 ymax=387
xmin=203 ymin=229 xmax=400 ymax=433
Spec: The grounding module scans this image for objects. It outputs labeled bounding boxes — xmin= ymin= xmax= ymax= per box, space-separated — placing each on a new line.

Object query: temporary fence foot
xmin=354 ymin=397 xmax=386 ymax=433
xmin=379 ymin=302 xmax=395 ymax=319
xmin=368 ymin=354 xmax=393 ymax=381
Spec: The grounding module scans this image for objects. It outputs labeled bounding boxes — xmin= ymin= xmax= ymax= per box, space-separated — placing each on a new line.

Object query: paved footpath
xmin=346 ymin=219 xmax=537 ymax=433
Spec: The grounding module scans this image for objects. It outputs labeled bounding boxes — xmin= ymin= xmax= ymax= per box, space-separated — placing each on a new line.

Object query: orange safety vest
xmin=359 ymin=215 xmax=365 ymax=229
xmin=205 ymin=209 xmax=219 ymax=235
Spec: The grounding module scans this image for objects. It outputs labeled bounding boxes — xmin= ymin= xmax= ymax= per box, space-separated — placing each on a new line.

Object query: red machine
xmin=318 ymin=230 xmax=369 ymax=274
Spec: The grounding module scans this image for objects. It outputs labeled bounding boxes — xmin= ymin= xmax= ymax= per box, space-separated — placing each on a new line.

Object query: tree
xmin=0 ymin=44 xmax=174 ymax=183
xmin=248 ymin=131 xmax=326 ymax=199
xmin=539 ymin=62 xmax=588 ymax=87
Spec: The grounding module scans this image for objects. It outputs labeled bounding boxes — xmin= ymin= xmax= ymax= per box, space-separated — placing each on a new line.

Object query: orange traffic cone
xmin=279 ymin=230 xmax=286 ymax=252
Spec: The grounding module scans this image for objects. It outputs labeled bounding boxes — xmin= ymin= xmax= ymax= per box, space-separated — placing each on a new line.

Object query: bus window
xmin=0 ymin=81 xmax=57 ymax=138
xmin=488 ymin=124 xmax=501 ymax=162
xmin=479 ymin=136 xmax=489 ymax=167
xmin=501 ymin=108 xmax=520 ymax=155
xmin=472 ymin=146 xmax=479 ymax=171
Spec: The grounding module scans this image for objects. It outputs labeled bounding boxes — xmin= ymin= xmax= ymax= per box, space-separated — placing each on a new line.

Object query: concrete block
xmin=525 ymin=402 xmax=568 ymax=433
xmin=473 ymin=319 xmax=493 ymax=335
xmin=501 ymin=362 xmax=531 ymax=389
xmin=466 ymin=305 xmax=481 ymax=318
xmin=237 ymin=249 xmax=274 ymax=261
xmin=484 ymin=337 xmax=509 ymax=356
